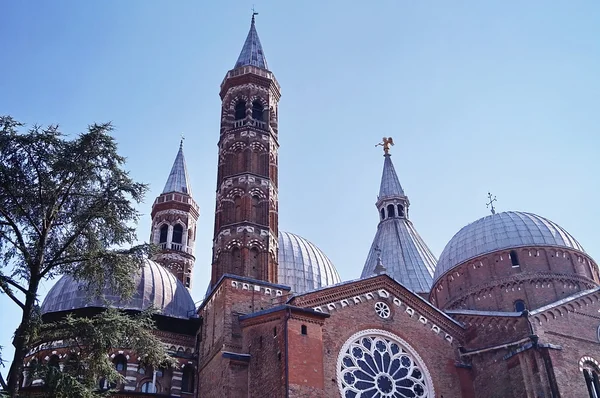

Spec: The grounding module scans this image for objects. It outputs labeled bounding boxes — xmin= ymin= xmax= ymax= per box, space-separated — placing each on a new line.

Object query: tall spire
xmin=162 ymin=139 xmax=192 ymax=195
xmin=379 ymin=154 xmax=405 ymax=199
xmin=234 ymin=13 xmax=269 ymax=69
xmin=361 ymin=140 xmax=437 ymax=293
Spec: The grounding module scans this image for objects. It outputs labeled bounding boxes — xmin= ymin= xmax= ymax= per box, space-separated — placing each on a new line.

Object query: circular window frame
xmin=336 ymin=329 xmax=435 ymax=398
xmin=374 ymin=301 xmax=391 ymax=319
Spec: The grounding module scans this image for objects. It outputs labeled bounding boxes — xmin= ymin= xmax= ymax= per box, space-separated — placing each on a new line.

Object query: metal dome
xmin=41 ymin=258 xmax=196 ymax=319
xmin=434 ymin=211 xmax=586 ymax=282
xmin=278 ymin=231 xmax=341 ymax=294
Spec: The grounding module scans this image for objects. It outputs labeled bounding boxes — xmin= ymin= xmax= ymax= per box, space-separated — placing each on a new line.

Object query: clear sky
xmin=1 ymin=0 xmax=599 ymax=372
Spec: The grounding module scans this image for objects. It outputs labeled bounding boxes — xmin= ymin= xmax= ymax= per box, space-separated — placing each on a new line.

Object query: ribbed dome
xmin=41 ymin=259 xmax=196 ymax=319
xmin=434 ymin=211 xmax=585 ymax=282
xmin=278 ymin=231 xmax=341 ymax=294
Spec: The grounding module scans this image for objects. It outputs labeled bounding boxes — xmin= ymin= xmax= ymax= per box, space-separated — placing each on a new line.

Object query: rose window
xmin=337 ymin=329 xmax=432 ymax=398
xmin=374 ymin=302 xmax=391 ymax=319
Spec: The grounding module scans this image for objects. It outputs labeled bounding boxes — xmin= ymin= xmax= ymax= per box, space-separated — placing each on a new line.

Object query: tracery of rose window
xmin=337 ymin=329 xmax=433 ymax=398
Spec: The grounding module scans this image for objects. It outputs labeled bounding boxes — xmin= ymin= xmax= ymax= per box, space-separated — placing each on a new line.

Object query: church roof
xmin=361 ymin=153 xmax=436 ymax=293
xmin=41 ymin=259 xmax=196 ymax=319
xmin=162 ymin=140 xmax=192 ymax=195
xmin=234 ymin=15 xmax=269 ymax=70
xmin=434 ymin=211 xmax=586 ymax=282
xmin=278 ymin=231 xmax=341 ymax=294
xmin=361 ymin=219 xmax=437 ymax=293
xmin=378 ymin=154 xmax=405 ymax=199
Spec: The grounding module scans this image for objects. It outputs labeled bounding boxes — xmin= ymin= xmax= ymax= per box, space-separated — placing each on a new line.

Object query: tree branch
xmin=0 ymin=282 xmax=25 ymax=310
xmin=0 ymin=208 xmax=31 ymax=264
xmin=0 ymin=275 xmax=27 ymax=295
xmin=0 ymin=370 xmax=8 ymax=391
xmin=42 ymin=195 xmax=112 ymax=278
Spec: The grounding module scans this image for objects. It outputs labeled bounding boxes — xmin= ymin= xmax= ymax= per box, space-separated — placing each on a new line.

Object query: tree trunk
xmin=6 ymin=278 xmax=40 ymax=397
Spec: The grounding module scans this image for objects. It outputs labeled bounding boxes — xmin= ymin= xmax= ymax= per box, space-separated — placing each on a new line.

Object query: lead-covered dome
xmin=41 ymin=259 xmax=196 ymax=319
xmin=278 ymin=231 xmax=341 ymax=294
xmin=434 ymin=211 xmax=585 ymax=282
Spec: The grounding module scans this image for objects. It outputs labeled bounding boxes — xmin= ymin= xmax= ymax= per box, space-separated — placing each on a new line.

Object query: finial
xmin=375 ymin=137 xmax=394 ymax=155
xmin=486 ymin=192 xmax=497 ymax=215
xmin=180 ymin=133 xmax=185 ymax=149
xmin=251 ymin=6 xmax=258 ymax=23
xmin=373 ymin=246 xmax=387 ymax=275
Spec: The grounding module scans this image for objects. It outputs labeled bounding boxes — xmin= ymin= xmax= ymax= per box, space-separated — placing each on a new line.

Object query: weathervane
xmin=486 ymin=192 xmax=497 ymax=215
xmin=180 ymin=133 xmax=185 ymax=148
xmin=375 ymin=137 xmax=394 ymax=155
xmin=251 ymin=5 xmax=258 ymax=22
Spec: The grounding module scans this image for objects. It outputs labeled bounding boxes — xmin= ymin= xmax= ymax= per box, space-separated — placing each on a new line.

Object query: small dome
xmin=278 ymin=231 xmax=341 ymax=294
xmin=434 ymin=211 xmax=585 ymax=282
xmin=41 ymin=259 xmax=196 ymax=319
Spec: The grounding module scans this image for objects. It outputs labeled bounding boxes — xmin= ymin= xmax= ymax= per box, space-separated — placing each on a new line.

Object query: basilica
xmin=26 ymin=16 xmax=600 ymax=398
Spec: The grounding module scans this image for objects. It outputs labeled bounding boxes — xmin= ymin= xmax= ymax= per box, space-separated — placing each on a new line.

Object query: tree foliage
xmin=0 ymin=117 xmax=170 ymax=397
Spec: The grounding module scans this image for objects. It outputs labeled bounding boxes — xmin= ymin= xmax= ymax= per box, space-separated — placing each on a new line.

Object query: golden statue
xmin=375 ymin=137 xmax=394 ymax=154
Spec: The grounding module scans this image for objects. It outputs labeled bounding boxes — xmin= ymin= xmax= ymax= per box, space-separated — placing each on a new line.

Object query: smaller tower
xmin=150 ymin=140 xmax=199 ymax=289
xmin=361 ymin=138 xmax=437 ymax=293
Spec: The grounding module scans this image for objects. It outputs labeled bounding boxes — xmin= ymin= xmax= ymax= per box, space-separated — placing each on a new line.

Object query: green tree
xmin=0 ymin=117 xmax=171 ymax=397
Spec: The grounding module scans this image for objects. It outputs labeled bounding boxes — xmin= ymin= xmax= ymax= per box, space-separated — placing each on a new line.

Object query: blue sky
xmin=1 ymin=1 xmax=599 ymax=371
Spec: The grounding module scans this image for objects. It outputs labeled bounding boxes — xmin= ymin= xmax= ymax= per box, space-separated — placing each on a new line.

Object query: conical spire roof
xmin=378 ymin=154 xmax=405 ymax=200
xmin=234 ymin=14 xmax=268 ymax=70
xmin=361 ymin=150 xmax=436 ymax=293
xmin=162 ymin=140 xmax=192 ymax=195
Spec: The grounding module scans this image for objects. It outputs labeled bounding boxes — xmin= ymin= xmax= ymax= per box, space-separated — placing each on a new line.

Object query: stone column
xmin=124 ymin=362 xmax=139 ymax=392
xmin=170 ymin=369 xmax=183 ymax=397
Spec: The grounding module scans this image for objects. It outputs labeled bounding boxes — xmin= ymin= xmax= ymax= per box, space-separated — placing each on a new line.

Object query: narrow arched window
xmin=510 ymin=250 xmax=520 ymax=267
xmin=514 ymin=300 xmax=526 ymax=312
xmin=159 ymin=225 xmax=168 ymax=243
xmin=181 ymin=366 xmax=195 ymax=393
xmin=583 ymin=366 xmax=600 ymax=398
xmin=113 ymin=354 xmax=127 ymax=372
xmin=398 ymin=205 xmax=405 ymax=217
xmin=380 ymin=208 xmax=385 ymax=220
xmin=252 ymin=100 xmax=264 ymax=121
xmin=234 ymin=101 xmax=246 ymax=120
xmin=387 ymin=204 xmax=395 ymax=218
xmin=172 ymin=224 xmax=183 ymax=244
xmin=141 ymin=381 xmax=157 ymax=393
xmin=301 ymin=325 xmax=308 ymax=335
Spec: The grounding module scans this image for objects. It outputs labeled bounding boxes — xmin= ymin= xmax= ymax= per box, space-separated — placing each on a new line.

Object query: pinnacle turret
xmin=234 ymin=14 xmax=269 ymax=70
xmin=162 ymin=139 xmax=192 ymax=195
xmin=378 ymin=154 xmax=405 ymax=200
xmin=361 ymin=141 xmax=437 ymax=293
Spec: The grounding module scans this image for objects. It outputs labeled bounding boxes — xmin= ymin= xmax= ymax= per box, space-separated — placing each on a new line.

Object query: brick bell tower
xmin=211 ymin=14 xmax=281 ymax=288
xmin=150 ymin=139 xmax=199 ymax=289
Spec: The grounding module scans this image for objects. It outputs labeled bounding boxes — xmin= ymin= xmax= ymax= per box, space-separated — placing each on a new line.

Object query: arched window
xmin=380 ymin=208 xmax=385 ymax=220
xmin=514 ymin=300 xmax=526 ymax=312
xmin=510 ymin=250 xmax=520 ymax=267
xmin=301 ymin=325 xmax=308 ymax=335
xmin=231 ymin=247 xmax=242 ymax=273
xmin=172 ymin=224 xmax=183 ymax=244
xmin=252 ymin=100 xmax=264 ymax=121
xmin=181 ymin=366 xmax=195 ymax=393
xmin=582 ymin=364 xmax=600 ymax=398
xmin=159 ymin=224 xmax=168 ymax=243
xmin=113 ymin=354 xmax=127 ymax=372
xmin=234 ymin=101 xmax=246 ymax=120
xmin=248 ymin=247 xmax=260 ymax=279
xmin=141 ymin=381 xmax=157 ymax=393
xmin=387 ymin=204 xmax=395 ymax=218
xmin=251 ymin=195 xmax=261 ymax=221
xmin=234 ymin=196 xmax=243 ymax=221
xmin=398 ymin=205 xmax=405 ymax=217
